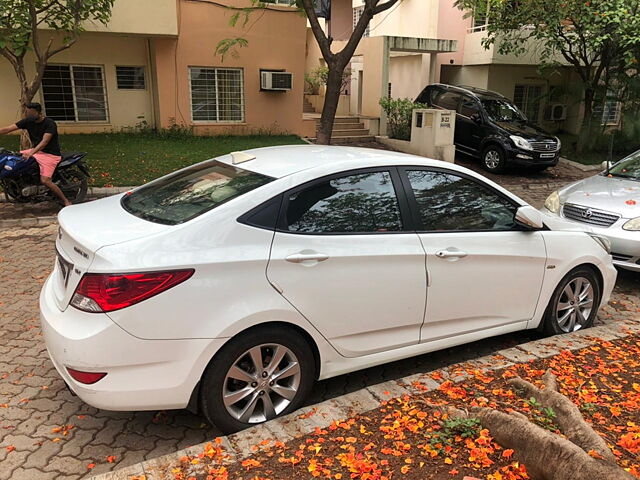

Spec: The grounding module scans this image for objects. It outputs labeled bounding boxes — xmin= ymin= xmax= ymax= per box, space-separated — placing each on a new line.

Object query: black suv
xmin=416 ymin=84 xmax=561 ymax=173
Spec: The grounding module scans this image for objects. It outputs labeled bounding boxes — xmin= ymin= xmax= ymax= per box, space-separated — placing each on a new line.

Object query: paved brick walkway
xmin=1 ymin=158 xmax=637 ymax=479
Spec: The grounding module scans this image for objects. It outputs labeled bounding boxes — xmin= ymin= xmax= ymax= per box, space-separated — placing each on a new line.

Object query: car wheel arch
xmin=533 ymin=261 xmax=605 ymax=332
xmin=186 ymin=321 xmax=322 ymax=414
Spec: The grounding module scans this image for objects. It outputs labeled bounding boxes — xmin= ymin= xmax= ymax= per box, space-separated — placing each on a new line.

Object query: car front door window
xmin=406 ymin=170 xmax=517 ymax=232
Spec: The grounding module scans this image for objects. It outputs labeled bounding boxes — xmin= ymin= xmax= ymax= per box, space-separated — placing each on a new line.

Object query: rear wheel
xmin=57 ymin=167 xmax=88 ymax=204
xmin=199 ymin=326 xmax=315 ymax=434
xmin=542 ymin=267 xmax=601 ymax=335
xmin=481 ymin=145 xmax=507 ymax=173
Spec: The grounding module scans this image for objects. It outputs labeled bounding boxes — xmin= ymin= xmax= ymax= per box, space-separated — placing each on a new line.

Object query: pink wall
xmin=436 ymin=0 xmax=472 ymax=81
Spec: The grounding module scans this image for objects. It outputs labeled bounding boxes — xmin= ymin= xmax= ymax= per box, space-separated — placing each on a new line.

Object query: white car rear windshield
xmin=121 ymin=160 xmax=274 ymax=225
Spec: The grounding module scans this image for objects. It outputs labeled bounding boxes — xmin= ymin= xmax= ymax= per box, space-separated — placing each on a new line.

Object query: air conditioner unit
xmin=261 ymin=71 xmax=293 ymax=91
xmin=545 ymin=103 xmax=568 ymax=121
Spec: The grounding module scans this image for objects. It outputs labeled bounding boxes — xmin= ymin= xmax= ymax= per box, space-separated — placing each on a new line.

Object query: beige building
xmin=0 ymin=0 xmax=314 ymax=137
xmin=305 ymin=0 xmax=457 ymax=135
xmin=305 ymin=0 xmax=615 ymax=137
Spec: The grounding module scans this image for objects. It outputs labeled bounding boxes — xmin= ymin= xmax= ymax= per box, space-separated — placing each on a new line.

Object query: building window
xmin=42 ymin=65 xmax=108 ymax=122
xmin=189 ymin=67 xmax=244 ymax=123
xmin=116 ymin=66 xmax=146 ymax=90
xmin=513 ymin=84 xmax=542 ymax=122
xmin=353 ymin=7 xmax=371 ymax=38
xmin=597 ymin=100 xmax=622 ymax=126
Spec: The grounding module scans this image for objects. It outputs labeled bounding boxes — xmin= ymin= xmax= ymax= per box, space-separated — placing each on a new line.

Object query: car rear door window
xmin=434 ymin=91 xmax=461 ymax=111
xmin=284 ymin=171 xmax=403 ymax=233
xmin=459 ymin=95 xmax=481 ymax=117
xmin=405 ymin=170 xmax=517 ymax=231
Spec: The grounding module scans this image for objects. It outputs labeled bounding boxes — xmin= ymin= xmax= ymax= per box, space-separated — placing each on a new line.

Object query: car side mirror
xmin=601 ymin=160 xmax=613 ymax=171
xmin=470 ymin=113 xmax=482 ymax=124
xmin=515 ymin=205 xmax=544 ymax=230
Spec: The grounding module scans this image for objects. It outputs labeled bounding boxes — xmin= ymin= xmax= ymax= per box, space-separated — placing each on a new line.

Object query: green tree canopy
xmin=455 ymin=0 xmax=640 ymax=148
xmin=0 ymin=0 xmax=115 ymax=120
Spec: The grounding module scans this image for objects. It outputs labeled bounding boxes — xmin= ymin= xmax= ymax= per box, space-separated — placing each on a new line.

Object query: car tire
xmin=542 ymin=267 xmax=601 ymax=336
xmin=481 ymin=145 xmax=507 ymax=173
xmin=199 ymin=326 xmax=316 ymax=434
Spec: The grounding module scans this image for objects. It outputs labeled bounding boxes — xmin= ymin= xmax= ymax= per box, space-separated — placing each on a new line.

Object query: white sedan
xmin=40 ymin=145 xmax=616 ymax=433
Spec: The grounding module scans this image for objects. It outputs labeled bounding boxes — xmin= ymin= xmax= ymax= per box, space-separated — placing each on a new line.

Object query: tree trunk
xmin=317 ymin=63 xmax=347 ymax=145
xmin=430 ymin=370 xmax=634 ymax=480
xmin=577 ymin=87 xmax=596 ymax=154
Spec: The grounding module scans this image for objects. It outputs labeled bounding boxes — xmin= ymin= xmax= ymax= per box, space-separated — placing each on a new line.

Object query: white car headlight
xmin=544 ymin=190 xmax=561 ymax=214
xmin=623 ymin=217 xmax=640 ymax=231
xmin=555 ymin=136 xmax=562 ymax=151
xmin=510 ymin=135 xmax=533 ymax=151
xmin=587 ymin=233 xmax=611 ymax=254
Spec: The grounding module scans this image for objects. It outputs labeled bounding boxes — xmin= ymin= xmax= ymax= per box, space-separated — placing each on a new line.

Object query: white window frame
xmin=41 ymin=64 xmax=110 ymax=124
xmin=353 ymin=6 xmax=371 ymax=38
xmin=599 ymin=100 xmax=622 ymax=126
xmin=513 ymin=84 xmax=543 ymax=122
xmin=188 ymin=66 xmax=245 ymax=124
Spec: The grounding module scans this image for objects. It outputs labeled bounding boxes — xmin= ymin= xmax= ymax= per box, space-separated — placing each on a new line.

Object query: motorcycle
xmin=0 ymin=149 xmax=89 ymax=204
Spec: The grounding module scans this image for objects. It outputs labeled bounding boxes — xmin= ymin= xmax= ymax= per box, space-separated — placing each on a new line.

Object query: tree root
xmin=421 ymin=369 xmax=634 ymax=480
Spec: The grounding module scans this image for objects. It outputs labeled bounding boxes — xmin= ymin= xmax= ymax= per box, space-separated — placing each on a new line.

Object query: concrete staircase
xmin=303 ymin=98 xmax=315 ymax=113
xmin=316 ymin=117 xmax=375 ymax=143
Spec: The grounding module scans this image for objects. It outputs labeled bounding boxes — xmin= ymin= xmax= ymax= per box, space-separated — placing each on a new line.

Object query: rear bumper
xmin=39 ymin=275 xmax=224 ymax=411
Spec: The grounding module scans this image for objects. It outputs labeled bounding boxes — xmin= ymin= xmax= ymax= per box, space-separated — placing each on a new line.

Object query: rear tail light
xmin=67 ymin=368 xmax=107 ymax=385
xmin=70 ymin=269 xmax=194 ymax=313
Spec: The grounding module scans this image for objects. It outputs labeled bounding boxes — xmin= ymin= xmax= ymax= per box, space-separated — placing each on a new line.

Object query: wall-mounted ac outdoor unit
xmin=545 ymin=103 xmax=568 ymax=121
xmin=261 ymin=71 xmax=293 ymax=91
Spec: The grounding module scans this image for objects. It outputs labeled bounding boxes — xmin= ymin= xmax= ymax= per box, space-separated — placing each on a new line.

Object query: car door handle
xmin=285 ymin=253 xmax=329 ymax=263
xmin=435 ymin=249 xmax=468 ymax=259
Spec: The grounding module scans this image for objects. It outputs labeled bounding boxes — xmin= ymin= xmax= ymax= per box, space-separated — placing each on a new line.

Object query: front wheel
xmin=542 ymin=267 xmax=601 ymax=336
xmin=199 ymin=327 xmax=315 ymax=434
xmin=481 ymin=145 xmax=507 ymax=173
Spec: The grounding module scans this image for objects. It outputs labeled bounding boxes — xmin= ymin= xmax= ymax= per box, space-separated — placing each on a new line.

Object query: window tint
xmin=122 ymin=161 xmax=274 ymax=225
xmin=434 ymin=91 xmax=461 ymax=111
xmin=416 ymin=86 xmax=437 ymax=105
xmin=459 ymin=96 xmax=480 ymax=117
xmin=285 ymin=171 xmax=402 ymax=233
xmin=406 ymin=170 xmax=517 ymax=231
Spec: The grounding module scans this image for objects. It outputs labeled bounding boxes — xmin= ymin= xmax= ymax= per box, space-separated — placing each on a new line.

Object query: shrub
xmin=379 ymin=97 xmax=427 ymax=141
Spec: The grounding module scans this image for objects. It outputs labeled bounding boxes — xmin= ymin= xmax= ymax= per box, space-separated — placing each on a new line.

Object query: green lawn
xmin=557 ymin=132 xmax=637 ymax=165
xmin=0 ymin=133 xmax=306 ymax=187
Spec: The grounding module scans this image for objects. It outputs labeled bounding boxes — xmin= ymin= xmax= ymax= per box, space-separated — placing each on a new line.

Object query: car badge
xmin=582 ymin=209 xmax=593 ymax=219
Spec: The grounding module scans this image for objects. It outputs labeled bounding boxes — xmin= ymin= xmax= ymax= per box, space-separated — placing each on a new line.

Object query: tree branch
xmin=300 ymin=0 xmax=333 ymax=62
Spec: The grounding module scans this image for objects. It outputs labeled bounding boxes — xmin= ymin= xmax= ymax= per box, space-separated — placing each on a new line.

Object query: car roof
xmin=216 ymin=144 xmax=454 ymax=179
xmin=430 ymin=83 xmax=507 ymax=101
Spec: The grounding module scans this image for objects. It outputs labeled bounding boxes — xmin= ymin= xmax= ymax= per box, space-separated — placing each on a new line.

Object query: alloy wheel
xmin=555 ymin=277 xmax=594 ymax=333
xmin=484 ymin=150 xmax=501 ymax=169
xmin=222 ymin=344 xmax=301 ymax=424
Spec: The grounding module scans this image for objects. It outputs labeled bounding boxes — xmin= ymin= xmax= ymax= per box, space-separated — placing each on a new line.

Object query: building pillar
xmin=429 ymin=52 xmax=438 ymax=85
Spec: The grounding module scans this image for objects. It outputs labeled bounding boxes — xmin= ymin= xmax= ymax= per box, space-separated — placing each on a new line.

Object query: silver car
xmin=542 ymin=150 xmax=640 ymax=272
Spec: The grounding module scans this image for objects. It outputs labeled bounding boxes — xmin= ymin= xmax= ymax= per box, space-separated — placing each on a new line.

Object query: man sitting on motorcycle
xmin=0 ymin=103 xmax=71 ymax=206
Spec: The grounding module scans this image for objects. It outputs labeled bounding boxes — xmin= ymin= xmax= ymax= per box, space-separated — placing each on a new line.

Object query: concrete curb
xmin=90 ymin=317 xmax=640 ymax=480
xmin=558 ymin=156 xmax=602 ymax=172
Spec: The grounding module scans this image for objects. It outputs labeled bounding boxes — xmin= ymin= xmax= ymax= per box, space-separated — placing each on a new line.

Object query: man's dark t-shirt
xmin=15 ymin=117 xmax=61 ymax=157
